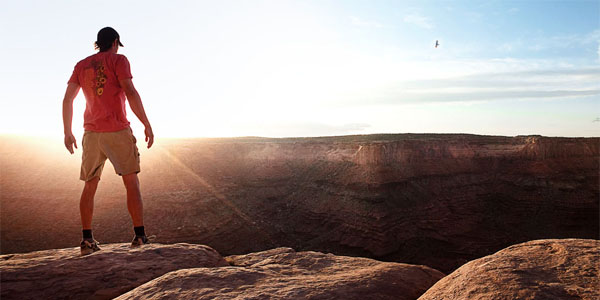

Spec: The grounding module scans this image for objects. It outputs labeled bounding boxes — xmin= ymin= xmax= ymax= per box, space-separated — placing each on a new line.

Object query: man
xmin=62 ymin=27 xmax=154 ymax=256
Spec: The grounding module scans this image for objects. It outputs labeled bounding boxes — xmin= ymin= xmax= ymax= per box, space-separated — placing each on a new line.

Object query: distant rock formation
xmin=0 ymin=243 xmax=228 ymax=300
xmin=1 ymin=134 xmax=598 ymax=274
xmin=1 ymin=243 xmax=444 ymax=300
xmin=155 ymin=135 xmax=597 ymax=273
xmin=418 ymin=239 xmax=600 ymax=300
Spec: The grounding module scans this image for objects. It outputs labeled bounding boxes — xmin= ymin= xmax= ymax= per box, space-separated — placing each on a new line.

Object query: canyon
xmin=1 ymin=134 xmax=598 ymax=274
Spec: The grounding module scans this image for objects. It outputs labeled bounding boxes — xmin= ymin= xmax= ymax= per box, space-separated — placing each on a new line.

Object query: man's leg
xmin=80 ymin=176 xmax=100 ymax=230
xmin=122 ymin=173 xmax=144 ymax=227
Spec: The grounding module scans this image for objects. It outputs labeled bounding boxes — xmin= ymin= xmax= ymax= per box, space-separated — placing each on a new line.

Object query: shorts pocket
xmin=128 ymin=128 xmax=137 ymax=144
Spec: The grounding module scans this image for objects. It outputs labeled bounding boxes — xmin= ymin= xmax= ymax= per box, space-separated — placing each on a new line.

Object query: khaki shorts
xmin=80 ymin=127 xmax=140 ymax=181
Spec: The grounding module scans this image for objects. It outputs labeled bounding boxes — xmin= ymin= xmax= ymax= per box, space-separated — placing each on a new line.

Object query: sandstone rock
xmin=418 ymin=239 xmax=600 ymax=300
xmin=116 ymin=247 xmax=445 ymax=300
xmin=0 ymin=243 xmax=228 ymax=300
xmin=2 ymin=135 xmax=598 ymax=273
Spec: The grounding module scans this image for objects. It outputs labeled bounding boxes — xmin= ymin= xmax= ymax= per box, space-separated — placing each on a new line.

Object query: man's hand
xmin=64 ymin=133 xmax=78 ymax=154
xmin=145 ymin=126 xmax=154 ymax=148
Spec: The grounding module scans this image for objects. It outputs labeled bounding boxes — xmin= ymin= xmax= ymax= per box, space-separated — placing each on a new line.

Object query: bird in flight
xmin=435 ymin=40 xmax=440 ymax=48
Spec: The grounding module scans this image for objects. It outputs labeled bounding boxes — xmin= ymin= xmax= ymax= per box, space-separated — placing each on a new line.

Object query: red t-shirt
xmin=68 ymin=52 xmax=133 ymax=132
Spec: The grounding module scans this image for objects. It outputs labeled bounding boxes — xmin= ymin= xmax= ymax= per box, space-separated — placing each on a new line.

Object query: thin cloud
xmin=403 ymin=13 xmax=434 ymax=29
xmin=350 ymin=16 xmax=385 ymax=28
xmin=398 ymin=68 xmax=600 ymax=89
xmin=528 ymin=29 xmax=600 ymax=52
xmin=464 ymin=11 xmax=483 ymax=23
xmin=338 ymin=123 xmax=371 ymax=131
xmin=229 ymin=122 xmax=371 ymax=138
xmin=508 ymin=7 xmax=520 ymax=14
xmin=583 ymin=29 xmax=600 ymax=45
xmin=344 ymin=67 xmax=600 ymax=105
xmin=388 ymin=90 xmax=600 ymax=104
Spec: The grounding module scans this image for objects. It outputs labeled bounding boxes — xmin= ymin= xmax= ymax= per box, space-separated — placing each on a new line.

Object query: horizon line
xmin=1 ymin=132 xmax=599 ymax=140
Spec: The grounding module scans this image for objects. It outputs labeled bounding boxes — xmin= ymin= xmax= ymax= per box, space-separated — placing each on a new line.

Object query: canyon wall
xmin=1 ymin=134 xmax=598 ymax=273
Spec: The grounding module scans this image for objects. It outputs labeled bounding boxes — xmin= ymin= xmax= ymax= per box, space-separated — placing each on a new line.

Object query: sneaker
xmin=80 ymin=239 xmax=101 ymax=256
xmin=131 ymin=235 xmax=153 ymax=247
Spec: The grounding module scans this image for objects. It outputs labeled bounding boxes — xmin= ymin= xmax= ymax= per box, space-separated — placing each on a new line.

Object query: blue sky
xmin=1 ymin=0 xmax=598 ymax=138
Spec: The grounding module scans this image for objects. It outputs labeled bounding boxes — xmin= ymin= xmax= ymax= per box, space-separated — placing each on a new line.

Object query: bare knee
xmin=122 ymin=173 xmax=140 ymax=188
xmin=84 ymin=176 xmax=100 ymax=190
xmin=81 ymin=177 xmax=99 ymax=204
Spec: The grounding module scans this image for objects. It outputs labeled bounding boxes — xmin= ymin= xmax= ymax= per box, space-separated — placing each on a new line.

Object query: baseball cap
xmin=97 ymin=27 xmax=124 ymax=47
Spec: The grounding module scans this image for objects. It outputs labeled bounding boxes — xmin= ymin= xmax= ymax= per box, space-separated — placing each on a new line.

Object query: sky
xmin=1 ymin=0 xmax=598 ymax=138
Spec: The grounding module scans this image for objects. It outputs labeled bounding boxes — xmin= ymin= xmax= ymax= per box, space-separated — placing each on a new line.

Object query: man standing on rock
xmin=62 ymin=27 xmax=154 ymax=255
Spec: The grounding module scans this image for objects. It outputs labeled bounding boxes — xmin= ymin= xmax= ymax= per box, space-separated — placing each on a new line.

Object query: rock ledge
xmin=419 ymin=239 xmax=600 ymax=300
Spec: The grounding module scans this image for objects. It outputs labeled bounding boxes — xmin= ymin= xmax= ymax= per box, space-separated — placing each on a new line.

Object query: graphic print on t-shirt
xmin=68 ymin=52 xmax=133 ymax=132
xmin=90 ymin=59 xmax=107 ymax=96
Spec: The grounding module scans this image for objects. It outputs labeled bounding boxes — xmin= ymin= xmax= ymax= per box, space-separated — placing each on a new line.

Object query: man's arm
xmin=120 ymin=78 xmax=154 ymax=148
xmin=62 ymin=83 xmax=81 ymax=154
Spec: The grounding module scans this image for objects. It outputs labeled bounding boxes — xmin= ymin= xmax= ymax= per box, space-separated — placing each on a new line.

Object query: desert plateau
xmin=1 ymin=133 xmax=598 ymax=299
